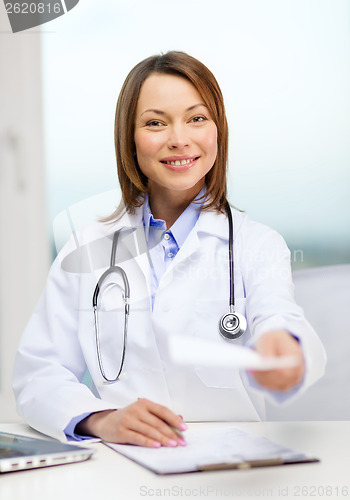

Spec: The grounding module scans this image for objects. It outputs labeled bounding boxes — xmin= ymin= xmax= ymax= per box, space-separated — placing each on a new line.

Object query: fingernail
xmin=167 ymin=439 xmax=178 ymax=447
xmin=178 ymin=415 xmax=183 ymax=419
xmin=177 ymin=438 xmax=186 ymax=446
xmin=180 ymin=422 xmax=188 ymax=431
xmin=152 ymin=441 xmax=161 ymax=448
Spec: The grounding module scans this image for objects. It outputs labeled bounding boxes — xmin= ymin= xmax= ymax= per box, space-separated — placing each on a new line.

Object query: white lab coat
xmin=13 ymin=204 xmax=326 ymax=442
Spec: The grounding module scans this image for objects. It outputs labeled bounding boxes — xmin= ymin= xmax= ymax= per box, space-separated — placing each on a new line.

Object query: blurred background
xmin=1 ymin=0 xmax=349 ymax=420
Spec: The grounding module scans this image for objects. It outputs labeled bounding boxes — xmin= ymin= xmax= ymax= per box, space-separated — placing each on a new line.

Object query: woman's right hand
xmin=75 ymin=398 xmax=187 ymax=448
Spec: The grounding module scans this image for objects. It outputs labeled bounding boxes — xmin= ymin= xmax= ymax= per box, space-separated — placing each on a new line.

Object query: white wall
xmin=0 ymin=5 xmax=49 ymax=421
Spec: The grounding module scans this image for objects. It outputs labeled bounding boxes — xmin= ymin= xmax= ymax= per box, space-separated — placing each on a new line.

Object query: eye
xmin=146 ymin=120 xmax=164 ymax=127
xmin=190 ymin=116 xmax=207 ymax=124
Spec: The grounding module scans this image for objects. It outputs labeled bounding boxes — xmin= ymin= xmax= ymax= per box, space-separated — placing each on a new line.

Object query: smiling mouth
xmin=160 ymin=156 xmax=200 ymax=166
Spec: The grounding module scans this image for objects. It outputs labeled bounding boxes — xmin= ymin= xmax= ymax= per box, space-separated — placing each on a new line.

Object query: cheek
xmin=203 ymin=125 xmax=218 ymax=160
xmin=135 ymin=132 xmax=162 ymax=160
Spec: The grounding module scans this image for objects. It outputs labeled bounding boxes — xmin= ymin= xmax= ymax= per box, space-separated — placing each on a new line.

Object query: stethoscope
xmin=93 ymin=201 xmax=247 ymax=383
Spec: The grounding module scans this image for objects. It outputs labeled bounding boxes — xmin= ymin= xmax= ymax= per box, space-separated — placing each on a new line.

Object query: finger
xmin=118 ymin=414 xmax=184 ymax=447
xmin=117 ymin=428 xmax=163 ymax=448
xmin=122 ymin=416 xmax=181 ymax=447
xmin=138 ymin=399 xmax=187 ymax=445
xmin=138 ymin=399 xmax=187 ymax=432
xmin=139 ymin=411 xmax=186 ymax=445
xmin=122 ymin=399 xmax=187 ymax=446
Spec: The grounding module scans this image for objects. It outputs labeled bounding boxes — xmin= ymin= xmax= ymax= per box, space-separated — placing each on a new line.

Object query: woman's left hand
xmin=250 ymin=330 xmax=305 ymax=391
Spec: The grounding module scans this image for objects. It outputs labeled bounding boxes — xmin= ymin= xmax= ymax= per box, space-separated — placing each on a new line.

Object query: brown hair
xmin=105 ymin=51 xmax=228 ymax=221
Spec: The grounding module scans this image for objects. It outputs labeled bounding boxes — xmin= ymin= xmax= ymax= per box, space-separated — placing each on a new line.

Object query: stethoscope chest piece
xmin=219 ymin=310 xmax=247 ymax=340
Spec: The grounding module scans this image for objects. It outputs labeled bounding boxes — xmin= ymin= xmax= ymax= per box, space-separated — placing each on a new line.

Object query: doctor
xmin=13 ymin=51 xmax=326 ymax=448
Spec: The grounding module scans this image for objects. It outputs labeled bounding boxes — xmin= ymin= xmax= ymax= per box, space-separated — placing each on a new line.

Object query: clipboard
xmin=198 ymin=456 xmax=319 ymax=472
xmin=104 ymin=426 xmax=319 ymax=475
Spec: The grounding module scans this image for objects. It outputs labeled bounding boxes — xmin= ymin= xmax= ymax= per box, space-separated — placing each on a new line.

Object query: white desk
xmin=0 ymin=422 xmax=349 ymax=500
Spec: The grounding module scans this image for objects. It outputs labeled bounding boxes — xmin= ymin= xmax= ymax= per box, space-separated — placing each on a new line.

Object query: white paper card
xmin=167 ymin=335 xmax=299 ymax=371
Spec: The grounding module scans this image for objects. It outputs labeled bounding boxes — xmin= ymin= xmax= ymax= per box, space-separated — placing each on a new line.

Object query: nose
xmin=167 ymin=123 xmax=190 ymax=149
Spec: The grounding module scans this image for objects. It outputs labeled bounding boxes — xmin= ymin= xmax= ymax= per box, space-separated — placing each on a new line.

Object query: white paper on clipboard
xmin=105 ymin=426 xmax=316 ymax=475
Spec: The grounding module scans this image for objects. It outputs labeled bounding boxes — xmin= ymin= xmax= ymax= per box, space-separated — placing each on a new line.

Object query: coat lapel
xmin=113 ymin=206 xmax=153 ymax=293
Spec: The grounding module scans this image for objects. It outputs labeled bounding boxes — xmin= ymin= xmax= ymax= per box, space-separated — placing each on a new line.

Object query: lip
xmin=160 ymin=155 xmax=199 ymax=162
xmin=160 ymin=155 xmax=200 ymax=172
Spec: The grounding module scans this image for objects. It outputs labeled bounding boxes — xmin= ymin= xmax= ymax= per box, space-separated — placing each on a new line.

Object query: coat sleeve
xmin=12 ymin=252 xmax=118 ymax=442
xmin=236 ymin=214 xmax=327 ymax=403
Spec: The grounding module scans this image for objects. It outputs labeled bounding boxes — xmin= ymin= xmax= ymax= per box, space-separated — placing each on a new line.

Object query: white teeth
xmin=164 ymin=159 xmax=194 ymax=165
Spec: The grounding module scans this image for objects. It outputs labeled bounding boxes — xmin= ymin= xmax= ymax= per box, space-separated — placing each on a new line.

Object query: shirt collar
xmin=142 ymin=187 xmax=206 ymax=248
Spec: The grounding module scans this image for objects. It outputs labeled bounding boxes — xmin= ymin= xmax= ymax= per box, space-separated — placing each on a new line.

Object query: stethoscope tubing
xmin=92 ymin=230 xmax=130 ymax=382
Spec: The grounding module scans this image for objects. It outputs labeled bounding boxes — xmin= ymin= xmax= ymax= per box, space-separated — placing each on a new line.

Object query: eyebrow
xmin=140 ymin=103 xmax=207 ymax=117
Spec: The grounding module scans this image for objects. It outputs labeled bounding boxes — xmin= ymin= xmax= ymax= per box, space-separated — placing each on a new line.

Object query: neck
xmin=148 ymin=182 xmax=204 ymax=229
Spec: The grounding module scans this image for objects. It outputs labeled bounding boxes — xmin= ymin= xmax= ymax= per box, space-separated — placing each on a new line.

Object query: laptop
xmin=0 ymin=432 xmax=94 ymax=473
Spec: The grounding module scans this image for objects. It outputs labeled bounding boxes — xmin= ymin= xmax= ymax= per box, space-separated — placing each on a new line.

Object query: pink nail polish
xmin=177 ymin=438 xmax=186 ymax=446
xmin=153 ymin=441 xmax=161 ymax=448
xmin=168 ymin=439 xmax=178 ymax=447
xmin=180 ymin=422 xmax=188 ymax=431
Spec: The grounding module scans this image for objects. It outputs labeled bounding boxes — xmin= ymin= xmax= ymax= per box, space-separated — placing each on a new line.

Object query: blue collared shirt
xmin=142 ymin=189 xmax=204 ymax=309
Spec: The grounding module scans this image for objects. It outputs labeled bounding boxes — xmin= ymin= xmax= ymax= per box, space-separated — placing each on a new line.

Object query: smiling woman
xmin=13 ymin=51 xmax=326 ymax=448
xmin=134 ymin=73 xmax=217 ymax=226
xmin=108 ymin=51 xmax=228 ymax=219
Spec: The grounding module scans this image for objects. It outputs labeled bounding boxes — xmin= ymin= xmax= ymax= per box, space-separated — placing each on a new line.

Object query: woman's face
xmin=134 ymin=73 xmax=217 ymax=200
